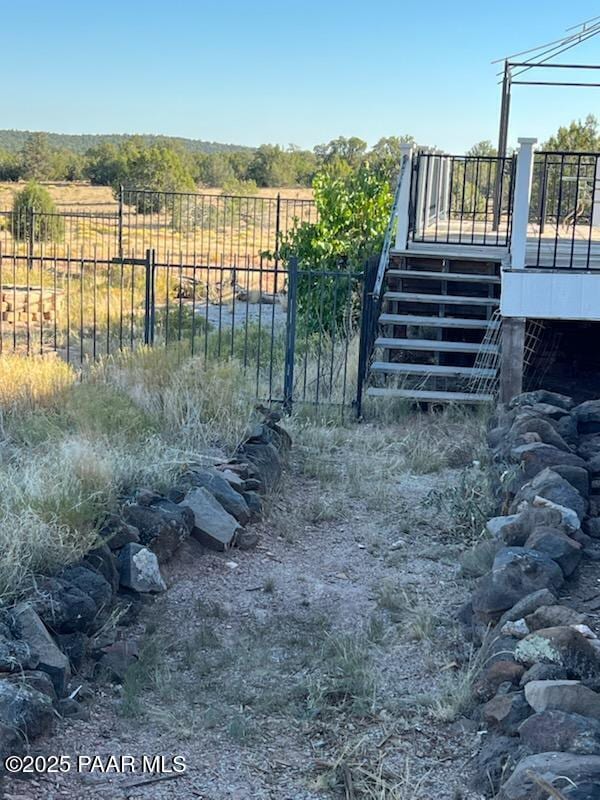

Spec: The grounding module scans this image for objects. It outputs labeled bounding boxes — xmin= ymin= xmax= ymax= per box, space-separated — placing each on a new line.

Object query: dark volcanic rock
xmin=0 ymin=679 xmax=54 ymax=755
xmin=470 ymin=734 xmax=522 ymax=797
xmin=178 ymin=469 xmax=251 ymax=524
xmin=482 ymin=691 xmax=531 ymax=736
xmin=123 ymin=498 xmax=193 ymax=563
xmin=519 ymin=710 xmax=600 ymax=755
xmin=515 ymin=627 xmax=600 ymax=685
xmin=500 ymin=753 xmax=600 ymax=800
xmin=236 ymin=442 xmax=282 ymax=491
xmin=510 ymin=390 xmax=574 ymax=411
xmin=511 ymin=468 xmax=588 ymax=522
xmin=510 ymin=443 xmax=587 ymax=482
xmin=32 ymin=576 xmax=97 ymax=634
xmin=524 ymin=527 xmax=583 ymax=576
xmin=575 ymin=399 xmax=600 ymax=434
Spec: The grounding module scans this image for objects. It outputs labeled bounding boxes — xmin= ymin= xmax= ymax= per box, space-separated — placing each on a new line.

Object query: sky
xmin=2 ymin=0 xmax=600 ymax=153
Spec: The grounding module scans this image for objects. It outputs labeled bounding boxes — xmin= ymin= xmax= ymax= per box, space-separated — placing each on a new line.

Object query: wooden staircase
xmin=366 ymin=251 xmax=502 ymax=404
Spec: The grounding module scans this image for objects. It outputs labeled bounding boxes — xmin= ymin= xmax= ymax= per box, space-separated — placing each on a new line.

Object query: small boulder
xmin=499 ymin=752 xmax=600 ymax=800
xmin=524 ymin=527 xmax=583 ymax=577
xmin=498 ymin=589 xmax=558 ymax=628
xmin=510 ymin=442 xmax=587 ymax=482
xmin=475 ymin=661 xmax=526 ymax=702
xmin=0 ymin=679 xmax=54 ymax=752
xmin=574 ymin=399 xmax=600 ymax=434
xmin=470 ymin=734 xmax=522 ymax=797
xmin=12 ymin=604 xmax=70 ymax=697
xmin=515 ymin=627 xmax=600 ymax=684
xmin=123 ymin=498 xmax=193 ymax=563
xmin=180 ymin=487 xmax=241 ymax=551
xmin=511 ymin=417 xmax=572 ymax=452
xmin=32 ymin=576 xmax=97 ymax=634
xmin=519 ymin=710 xmax=600 ymax=755
xmin=84 ymin=543 xmax=120 ymax=594
xmin=179 ymin=469 xmax=250 ymax=524
xmin=510 ymin=390 xmax=574 ymax=411
xmin=236 ymin=441 xmax=282 ymax=492
xmin=486 ymin=515 xmax=521 ymax=539
xmin=100 ymin=514 xmax=140 ymax=550
xmin=520 ymin=663 xmax=568 ymax=686
xmin=118 ymin=544 xmax=166 ymax=593
xmin=525 ymin=605 xmax=586 ymax=632
xmin=552 ymin=465 xmax=590 ymax=498
xmin=512 ymin=468 xmax=588 ymax=523
xmin=59 ymin=565 xmax=113 ymax=622
xmin=98 ymin=639 xmax=139 ymax=682
xmin=482 ymin=691 xmax=531 ymax=736
xmin=524 ymin=680 xmax=600 ymax=719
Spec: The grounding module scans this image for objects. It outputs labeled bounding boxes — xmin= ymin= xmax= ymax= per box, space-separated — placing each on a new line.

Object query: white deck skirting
xmin=501 ymin=268 xmax=600 ymax=320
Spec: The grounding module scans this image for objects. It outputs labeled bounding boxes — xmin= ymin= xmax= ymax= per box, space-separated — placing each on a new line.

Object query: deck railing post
xmin=394 ymin=145 xmax=414 ymax=250
xmin=592 ymin=157 xmax=600 ymax=229
xmin=510 ymin=137 xmax=537 ymax=269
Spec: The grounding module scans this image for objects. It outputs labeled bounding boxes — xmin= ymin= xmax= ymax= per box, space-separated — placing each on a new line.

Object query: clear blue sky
xmin=3 ymin=0 xmax=600 ymax=152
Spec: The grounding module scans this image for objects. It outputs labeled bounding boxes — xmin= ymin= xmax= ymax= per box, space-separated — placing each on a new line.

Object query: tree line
xmin=0 ymin=131 xmax=416 ymax=193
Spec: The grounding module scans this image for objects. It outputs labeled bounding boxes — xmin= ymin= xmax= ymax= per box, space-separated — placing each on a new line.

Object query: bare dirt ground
xmin=2 ymin=416 xmax=488 ymax=800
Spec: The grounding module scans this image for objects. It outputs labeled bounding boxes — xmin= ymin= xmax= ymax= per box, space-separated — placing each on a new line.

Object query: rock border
xmin=463 ymin=390 xmax=600 ymax=799
xmin=0 ymin=409 xmax=290 ymax=762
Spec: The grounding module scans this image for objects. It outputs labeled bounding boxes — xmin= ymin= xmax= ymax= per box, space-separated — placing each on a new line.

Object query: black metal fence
xmin=0 ymin=248 xmax=362 ymax=411
xmin=0 ymin=188 xmax=317 ymax=266
xmin=409 ymin=153 xmax=514 ymax=247
xmin=528 ymin=151 xmax=600 ymax=269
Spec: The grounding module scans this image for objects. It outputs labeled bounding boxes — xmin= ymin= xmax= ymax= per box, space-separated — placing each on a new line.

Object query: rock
xmin=510 ymin=390 xmax=574 ymax=411
xmin=0 ymin=679 xmax=54 ymax=752
xmin=525 ymin=605 xmax=587 ymax=632
xmin=498 ymin=589 xmax=558 ymax=628
xmin=512 ymin=468 xmax=587 ymax=522
xmin=499 ymin=753 xmax=600 ymax=800
xmin=56 ymin=697 xmax=90 ymax=721
xmin=123 ymin=497 xmax=193 ymax=562
xmin=470 ymin=734 xmax=522 ymax=796
xmin=12 ymin=604 xmax=70 ymax=696
xmin=584 ymin=517 xmax=600 ymax=539
xmin=520 ymin=663 xmax=568 ymax=686
xmin=84 ymin=543 xmax=120 ymax=594
xmin=515 ymin=627 xmax=600 ymax=684
xmin=118 ymin=544 xmax=166 ymax=593
xmin=501 ymin=619 xmax=530 ymax=638
xmin=510 ymin=443 xmax=587 ymax=482
xmin=482 ymin=691 xmax=531 ymax=736
xmin=100 ymin=514 xmax=140 ymax=550
xmin=180 ymin=469 xmax=250 ymax=524
xmin=524 ymin=527 xmax=583 ymax=577
xmin=242 ymin=490 xmax=263 ymax=520
xmin=98 ymin=640 xmax=139 ymax=682
xmin=55 ymin=632 xmax=87 ymax=671
xmin=519 ymin=710 xmax=600 ymax=754
xmin=511 ymin=417 xmax=572 ymax=452
xmin=563 ymin=784 xmax=600 ymax=800
xmin=486 ymin=636 xmax=519 ymax=667
xmin=472 ymin=548 xmax=564 ymax=624
xmin=524 ymin=680 xmax=600 ymax=718
xmin=217 ymin=468 xmax=246 ymax=493
xmin=556 ymin=415 xmax=580 ymax=447
xmin=236 ymin=441 xmax=282 ymax=491
xmin=552 ymin=465 xmax=590 ymax=498
xmin=573 ymin=624 xmax=597 ymax=639
xmin=487 ymin=515 xmax=521 ymax=539
xmin=0 ymin=633 xmax=36 ymax=673
xmin=235 ymin=530 xmax=259 ymax=551
xmin=59 ymin=565 xmax=113 ymax=622
xmin=32 ymin=576 xmax=98 ymax=634
xmin=578 ymin=433 xmax=600 ymax=460
xmin=475 ymin=661 xmax=526 ymax=702
xmin=575 ymin=399 xmax=600 ymax=433
xmin=180 ymin=487 xmax=241 ymax=551
xmin=531 ymin=495 xmax=581 ymax=532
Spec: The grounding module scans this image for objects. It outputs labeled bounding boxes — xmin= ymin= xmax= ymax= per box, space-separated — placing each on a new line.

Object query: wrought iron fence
xmin=0 ymin=248 xmax=362 ymax=411
xmin=0 ymin=189 xmax=317 ymax=266
xmin=409 ymin=153 xmax=514 ymax=247
xmin=528 ymin=151 xmax=600 ymax=269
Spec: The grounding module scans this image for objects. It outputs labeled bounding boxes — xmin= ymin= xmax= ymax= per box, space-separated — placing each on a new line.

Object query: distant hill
xmin=0 ymin=130 xmax=254 ymax=155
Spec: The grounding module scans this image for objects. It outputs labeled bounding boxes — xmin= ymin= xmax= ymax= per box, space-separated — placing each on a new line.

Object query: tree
xmin=20 ymin=133 xmax=53 ymax=181
xmin=369 ymin=135 xmax=416 ymax=181
xmin=0 ymin=149 xmax=21 ymax=181
xmin=246 ymin=145 xmax=296 ymax=187
xmin=12 ymin=182 xmax=64 ymax=242
xmin=116 ymin=139 xmax=196 ymax=212
xmin=467 ymin=140 xmax=497 ymax=157
xmin=542 ymin=114 xmax=600 ymax=151
xmin=314 ymin=136 xmax=368 ymax=169
xmin=86 ymin=143 xmax=123 ymax=186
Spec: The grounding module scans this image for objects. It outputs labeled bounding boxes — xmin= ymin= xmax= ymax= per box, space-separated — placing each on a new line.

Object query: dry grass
xmin=0 ymin=349 xmax=258 ymax=601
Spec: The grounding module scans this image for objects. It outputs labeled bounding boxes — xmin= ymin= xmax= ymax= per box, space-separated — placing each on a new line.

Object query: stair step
xmin=371 ymin=362 xmax=496 ymax=379
xmin=366 ymin=387 xmax=494 ymax=403
xmin=379 ymin=313 xmax=499 ymax=329
xmin=384 ymin=291 xmax=499 ymax=305
xmin=375 ymin=337 xmax=499 ymax=354
xmin=387 ymin=269 xmax=500 ymax=284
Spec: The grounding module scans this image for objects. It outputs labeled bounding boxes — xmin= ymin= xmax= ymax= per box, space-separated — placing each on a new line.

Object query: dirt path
xmin=4 ymin=417 xmax=487 ymax=800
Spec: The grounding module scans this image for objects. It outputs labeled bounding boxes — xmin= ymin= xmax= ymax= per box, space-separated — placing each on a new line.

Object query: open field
xmin=0 ymin=182 xmax=317 ymax=266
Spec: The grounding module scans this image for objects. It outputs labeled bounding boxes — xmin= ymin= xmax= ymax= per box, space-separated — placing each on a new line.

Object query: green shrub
xmin=11 ymin=182 xmax=64 ymax=243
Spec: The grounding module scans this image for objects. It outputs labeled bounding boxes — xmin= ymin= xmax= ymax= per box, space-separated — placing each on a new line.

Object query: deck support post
xmin=510 ymin=137 xmax=537 ymax=269
xmin=394 ymin=145 xmax=414 ymax=250
xmin=500 ymin=316 xmax=526 ymax=404
xmin=592 ymin=157 xmax=600 ymax=229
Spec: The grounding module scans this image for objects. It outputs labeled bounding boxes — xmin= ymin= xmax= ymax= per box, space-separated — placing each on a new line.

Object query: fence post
xmin=510 ymin=137 xmax=537 ymax=269
xmin=118 ymin=184 xmax=124 ymax=259
xmin=283 ymin=256 xmax=298 ymax=414
xmin=394 ymin=145 xmax=414 ymax=250
xmin=355 ymin=257 xmax=378 ymax=420
xmin=27 ymin=205 xmax=35 ymax=269
xmin=144 ymin=248 xmax=156 ymax=346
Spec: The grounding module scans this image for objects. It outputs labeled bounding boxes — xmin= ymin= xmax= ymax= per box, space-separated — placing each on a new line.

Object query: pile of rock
xmin=463 ymin=390 xmax=600 ymax=798
xmin=0 ymin=412 xmax=289 ymax=760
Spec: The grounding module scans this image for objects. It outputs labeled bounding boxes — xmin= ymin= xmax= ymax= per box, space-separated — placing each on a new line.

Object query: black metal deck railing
xmin=409 ymin=153 xmax=514 ymax=247
xmin=528 ymin=151 xmax=600 ymax=270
